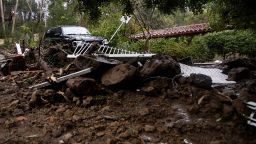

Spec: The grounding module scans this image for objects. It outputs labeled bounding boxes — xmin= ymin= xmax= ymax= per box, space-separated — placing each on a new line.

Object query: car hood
xmin=64 ymin=34 xmax=104 ymax=41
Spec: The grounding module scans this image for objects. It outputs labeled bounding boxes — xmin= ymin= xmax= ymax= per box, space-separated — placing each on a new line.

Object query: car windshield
xmin=62 ymin=27 xmax=91 ymax=35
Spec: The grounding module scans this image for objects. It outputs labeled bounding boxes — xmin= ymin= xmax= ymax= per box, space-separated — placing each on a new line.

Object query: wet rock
xmin=189 ymin=74 xmax=212 ymax=89
xmin=12 ymin=109 xmax=24 ymax=116
xmin=101 ymin=64 xmax=137 ymax=87
xmin=140 ymin=55 xmax=181 ymax=78
xmin=228 ymin=67 xmax=250 ymax=81
xmin=66 ymin=77 xmax=97 ymax=96
xmin=144 ymin=125 xmax=155 ymax=132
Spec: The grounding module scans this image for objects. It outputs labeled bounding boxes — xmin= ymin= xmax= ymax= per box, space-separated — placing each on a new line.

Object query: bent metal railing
xmin=67 ymin=41 xmax=155 ymax=60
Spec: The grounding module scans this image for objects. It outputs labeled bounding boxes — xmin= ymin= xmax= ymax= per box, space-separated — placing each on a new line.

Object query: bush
xmin=124 ymin=38 xmax=188 ymax=59
xmin=188 ymin=30 xmax=256 ymax=61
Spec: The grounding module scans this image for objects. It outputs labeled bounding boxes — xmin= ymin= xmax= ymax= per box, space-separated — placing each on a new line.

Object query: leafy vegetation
xmin=0 ymin=0 xmax=256 ymax=62
xmin=187 ymin=30 xmax=256 ymax=60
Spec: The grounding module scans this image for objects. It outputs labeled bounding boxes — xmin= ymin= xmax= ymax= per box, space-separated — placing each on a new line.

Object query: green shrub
xmin=188 ymin=30 xmax=256 ymax=61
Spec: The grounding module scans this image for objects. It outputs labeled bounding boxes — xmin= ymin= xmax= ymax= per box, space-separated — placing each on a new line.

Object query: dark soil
xmin=0 ymin=71 xmax=256 ymax=144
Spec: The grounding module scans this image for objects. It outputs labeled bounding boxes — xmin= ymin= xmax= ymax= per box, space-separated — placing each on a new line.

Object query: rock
xmin=74 ymin=55 xmax=120 ymax=70
xmin=140 ymin=55 xmax=181 ymax=78
xmin=65 ymin=88 xmax=75 ymax=98
xmin=138 ymin=108 xmax=150 ymax=116
xmin=141 ymin=77 xmax=171 ymax=95
xmin=56 ymin=106 xmax=66 ymax=113
xmin=12 ymin=109 xmax=24 ymax=116
xmin=228 ymin=67 xmax=250 ymax=81
xmin=72 ymin=115 xmax=81 ymax=122
xmin=30 ymin=90 xmax=42 ymax=104
xmin=246 ymin=80 xmax=256 ymax=94
xmin=9 ymin=100 xmax=19 ymax=107
xmin=44 ymin=89 xmax=57 ymax=97
xmin=101 ymin=64 xmax=137 ymax=87
xmin=64 ymin=109 xmax=74 ymax=118
xmin=73 ymin=55 xmax=121 ymax=79
xmin=101 ymin=106 xmax=110 ymax=113
xmin=251 ymin=71 xmax=256 ymax=79
xmin=15 ymin=116 xmax=28 ymax=121
xmin=178 ymin=57 xmax=193 ymax=65
xmin=96 ymin=131 xmax=105 ymax=137
xmin=66 ymin=77 xmax=97 ymax=96
xmin=222 ymin=58 xmax=256 ymax=74
xmin=62 ymin=132 xmax=73 ymax=141
xmin=222 ymin=88 xmax=236 ymax=100
xmin=119 ymin=130 xmax=131 ymax=139
xmin=210 ymin=140 xmax=226 ymax=144
xmin=82 ymin=96 xmax=93 ymax=106
xmin=189 ymin=74 xmax=212 ymax=89
xmin=222 ymin=104 xmax=234 ymax=117
xmin=144 ymin=125 xmax=155 ymax=132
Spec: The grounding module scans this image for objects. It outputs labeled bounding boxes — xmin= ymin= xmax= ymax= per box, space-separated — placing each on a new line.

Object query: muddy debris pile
xmin=1 ymin=46 xmax=256 ymax=143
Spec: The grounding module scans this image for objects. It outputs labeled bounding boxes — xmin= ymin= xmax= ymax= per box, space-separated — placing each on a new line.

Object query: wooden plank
xmin=29 ymin=67 xmax=93 ymax=89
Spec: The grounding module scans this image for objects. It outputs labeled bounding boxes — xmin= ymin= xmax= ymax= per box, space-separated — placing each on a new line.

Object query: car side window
xmin=51 ymin=27 xmax=62 ymax=36
xmin=55 ymin=27 xmax=62 ymax=36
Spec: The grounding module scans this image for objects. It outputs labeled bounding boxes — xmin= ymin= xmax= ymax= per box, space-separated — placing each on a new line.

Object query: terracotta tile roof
xmin=129 ymin=23 xmax=212 ymax=40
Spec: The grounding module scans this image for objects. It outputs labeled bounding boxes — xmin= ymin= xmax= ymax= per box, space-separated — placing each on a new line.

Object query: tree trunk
xmin=11 ymin=0 xmax=19 ymax=34
xmin=0 ymin=0 xmax=5 ymax=34
xmin=25 ymin=0 xmax=32 ymax=22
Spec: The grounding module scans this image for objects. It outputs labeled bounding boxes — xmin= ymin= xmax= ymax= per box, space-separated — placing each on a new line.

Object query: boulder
xmin=228 ymin=67 xmax=250 ymax=81
xmin=140 ymin=55 xmax=181 ymax=78
xmin=141 ymin=77 xmax=171 ymax=95
xmin=101 ymin=64 xmax=137 ymax=87
xmin=73 ymin=55 xmax=121 ymax=70
xmin=188 ymin=74 xmax=212 ymax=89
xmin=222 ymin=58 xmax=256 ymax=74
xmin=66 ymin=77 xmax=97 ymax=96
xmin=74 ymin=55 xmax=121 ymax=80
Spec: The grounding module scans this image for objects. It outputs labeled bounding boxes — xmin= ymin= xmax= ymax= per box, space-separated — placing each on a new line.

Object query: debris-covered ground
xmin=0 ymin=46 xmax=256 ymax=144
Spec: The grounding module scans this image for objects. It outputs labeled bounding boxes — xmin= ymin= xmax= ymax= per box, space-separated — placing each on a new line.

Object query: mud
xmin=0 ymin=70 xmax=256 ymax=144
